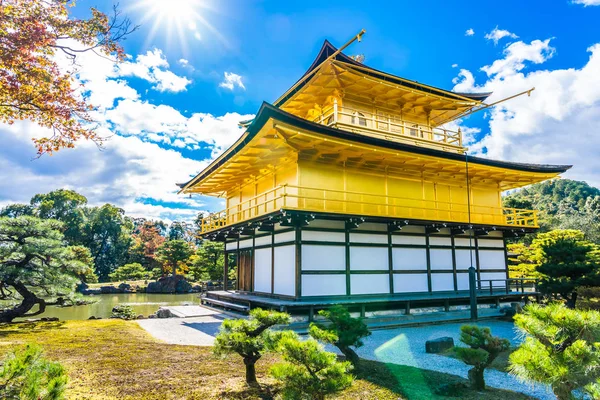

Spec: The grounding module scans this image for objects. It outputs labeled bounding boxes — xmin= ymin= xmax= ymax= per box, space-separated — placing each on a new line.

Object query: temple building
xmin=178 ymin=35 xmax=571 ymax=314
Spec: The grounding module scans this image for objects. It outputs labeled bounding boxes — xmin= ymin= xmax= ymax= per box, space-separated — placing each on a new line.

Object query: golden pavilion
xmin=179 ymin=33 xmax=570 ymax=314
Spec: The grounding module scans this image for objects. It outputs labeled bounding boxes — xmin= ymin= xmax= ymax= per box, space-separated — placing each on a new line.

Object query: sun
xmin=129 ymin=0 xmax=227 ymax=52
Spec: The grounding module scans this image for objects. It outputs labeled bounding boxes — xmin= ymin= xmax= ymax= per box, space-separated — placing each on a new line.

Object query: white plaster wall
xmin=479 ymin=250 xmax=506 ymax=270
xmin=238 ymin=238 xmax=253 ymax=249
xmin=274 ymin=245 xmax=295 ymax=296
xmin=350 ymin=247 xmax=388 ymax=270
xmin=302 ymin=274 xmax=346 ymax=296
xmin=392 ymin=248 xmax=427 ymax=270
xmin=351 ymin=274 xmax=389 ymax=295
xmin=429 ymin=237 xmax=452 ymax=246
xmin=393 ymin=273 xmax=428 ymax=293
xmin=274 ymin=231 xmax=296 ymax=244
xmin=254 ymin=235 xmax=272 ymax=247
xmin=392 ymin=235 xmax=426 ymax=245
xmin=454 ymin=238 xmax=475 ymax=247
xmin=225 ymin=241 xmax=237 ymax=251
xmin=431 ymin=273 xmax=455 ymax=291
xmin=302 ymin=230 xmax=345 ymax=242
xmin=480 ymin=272 xmax=507 ymax=282
xmin=457 ymin=272 xmax=470 ymax=290
xmin=350 ymin=233 xmax=388 ymax=244
xmin=455 ymin=249 xmax=475 ymax=269
xmin=478 ymin=239 xmax=505 ymax=248
xmin=430 ymin=249 xmax=453 ymax=270
xmin=254 ymin=248 xmax=272 ymax=293
xmin=302 ymin=245 xmax=345 ymax=270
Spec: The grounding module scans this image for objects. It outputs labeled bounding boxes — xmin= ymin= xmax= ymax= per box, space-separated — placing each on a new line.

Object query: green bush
xmin=213 ymin=308 xmax=290 ymax=385
xmin=108 ymin=263 xmax=151 ymax=282
xmin=509 ymin=303 xmax=600 ymax=400
xmin=111 ymin=304 xmax=137 ymax=320
xmin=576 ymin=286 xmax=600 ymax=310
xmin=309 ymin=305 xmax=371 ymax=366
xmin=0 ymin=343 xmax=67 ymax=400
xmin=271 ymin=333 xmax=353 ymax=400
xmin=454 ymin=325 xmax=509 ymax=390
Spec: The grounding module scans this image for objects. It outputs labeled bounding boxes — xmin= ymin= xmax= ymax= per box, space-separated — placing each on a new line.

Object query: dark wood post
xmin=223 ymin=248 xmax=229 ymax=291
xmin=469 ymin=266 xmax=478 ymax=320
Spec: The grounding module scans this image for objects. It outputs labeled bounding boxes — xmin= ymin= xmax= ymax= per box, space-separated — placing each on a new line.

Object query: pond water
xmin=19 ymin=293 xmax=201 ymax=321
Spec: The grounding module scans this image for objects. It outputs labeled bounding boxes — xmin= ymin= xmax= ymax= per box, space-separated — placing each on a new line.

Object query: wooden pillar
xmin=223 ymin=247 xmax=229 ymax=291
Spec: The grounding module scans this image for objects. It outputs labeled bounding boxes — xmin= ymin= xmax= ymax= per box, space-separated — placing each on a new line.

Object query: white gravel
xmin=348 ymin=321 xmax=555 ymax=400
xmin=139 ymin=315 xmax=556 ymax=399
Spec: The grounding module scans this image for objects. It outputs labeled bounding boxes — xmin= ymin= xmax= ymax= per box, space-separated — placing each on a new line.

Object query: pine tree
xmin=270 ymin=333 xmax=353 ymax=400
xmin=0 ymin=344 xmax=67 ymax=400
xmin=509 ymin=303 xmax=600 ymax=400
xmin=308 ymin=305 xmax=371 ymax=367
xmin=454 ymin=325 xmax=510 ymax=390
xmin=213 ymin=308 xmax=290 ymax=385
xmin=0 ymin=216 xmax=91 ymax=322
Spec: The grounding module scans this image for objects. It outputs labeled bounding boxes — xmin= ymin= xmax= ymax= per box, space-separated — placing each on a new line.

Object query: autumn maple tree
xmin=0 ymin=0 xmax=136 ymax=154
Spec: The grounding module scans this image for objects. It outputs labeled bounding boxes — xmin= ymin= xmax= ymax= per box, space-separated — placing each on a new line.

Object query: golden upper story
xmin=179 ymin=40 xmax=572 ymax=233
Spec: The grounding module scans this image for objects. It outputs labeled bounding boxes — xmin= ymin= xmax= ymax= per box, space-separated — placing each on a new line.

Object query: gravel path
xmin=346 ymin=321 xmax=555 ymax=400
xmin=138 ymin=315 xmax=555 ymax=399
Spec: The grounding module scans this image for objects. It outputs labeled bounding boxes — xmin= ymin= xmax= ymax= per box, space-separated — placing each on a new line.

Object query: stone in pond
xmin=425 ymin=337 xmax=454 ymax=353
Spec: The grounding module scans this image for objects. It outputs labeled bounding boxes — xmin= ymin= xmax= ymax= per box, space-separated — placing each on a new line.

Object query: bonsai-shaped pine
xmin=0 ymin=343 xmax=67 ymax=400
xmin=454 ymin=325 xmax=510 ymax=390
xmin=509 ymin=303 xmax=600 ymax=400
xmin=270 ymin=332 xmax=353 ymax=400
xmin=309 ymin=305 xmax=371 ymax=366
xmin=111 ymin=304 xmax=138 ymax=320
xmin=0 ymin=217 xmax=91 ymax=323
xmin=213 ymin=308 xmax=291 ymax=385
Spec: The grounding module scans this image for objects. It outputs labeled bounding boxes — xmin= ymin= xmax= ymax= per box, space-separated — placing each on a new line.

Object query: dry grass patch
xmin=0 ymin=320 xmax=532 ymax=399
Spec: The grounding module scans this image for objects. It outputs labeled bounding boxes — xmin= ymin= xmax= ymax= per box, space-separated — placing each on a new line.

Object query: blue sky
xmin=1 ymin=0 xmax=600 ymax=222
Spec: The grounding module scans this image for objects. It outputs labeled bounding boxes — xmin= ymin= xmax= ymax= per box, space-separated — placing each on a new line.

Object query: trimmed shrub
xmin=111 ymin=304 xmax=137 ymax=320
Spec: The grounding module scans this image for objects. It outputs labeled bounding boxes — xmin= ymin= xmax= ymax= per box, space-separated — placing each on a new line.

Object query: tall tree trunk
xmin=0 ymin=281 xmax=45 ymax=323
xmin=243 ymin=356 xmax=259 ymax=385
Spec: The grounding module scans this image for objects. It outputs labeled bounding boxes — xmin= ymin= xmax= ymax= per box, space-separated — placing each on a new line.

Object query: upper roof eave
xmin=178 ymin=102 xmax=572 ymax=192
xmin=273 ymin=40 xmax=492 ymax=108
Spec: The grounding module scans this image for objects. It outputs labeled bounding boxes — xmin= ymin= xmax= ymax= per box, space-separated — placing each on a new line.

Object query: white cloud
xmin=452 ymin=40 xmax=600 ymax=187
xmin=451 ymin=63 xmax=459 ymax=68
xmin=465 ymin=28 xmax=475 ymax=36
xmin=178 ymin=58 xmax=189 ymax=66
xmin=219 ymin=72 xmax=246 ymax=91
xmin=573 ymin=0 xmax=600 ymax=5
xmin=484 ymin=26 xmax=519 ymax=45
xmin=117 ymin=49 xmax=192 ymax=93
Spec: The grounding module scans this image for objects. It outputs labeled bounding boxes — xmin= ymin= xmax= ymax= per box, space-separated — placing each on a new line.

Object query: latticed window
xmin=351 ymin=111 xmax=367 ymax=126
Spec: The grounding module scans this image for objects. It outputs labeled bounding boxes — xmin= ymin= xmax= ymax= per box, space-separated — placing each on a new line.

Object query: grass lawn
xmin=0 ymin=320 xmax=533 ymax=400
xmin=440 ymin=346 xmax=513 ymax=373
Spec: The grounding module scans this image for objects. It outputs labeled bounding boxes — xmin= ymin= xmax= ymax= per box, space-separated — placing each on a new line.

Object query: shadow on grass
xmin=0 ymin=321 xmax=67 ymax=337
xmin=218 ymin=381 xmax=279 ymax=400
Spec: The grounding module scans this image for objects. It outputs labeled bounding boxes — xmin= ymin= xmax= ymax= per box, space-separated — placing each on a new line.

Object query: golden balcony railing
xmin=200 ymin=185 xmax=539 ymax=233
xmin=311 ymin=102 xmax=464 ymax=153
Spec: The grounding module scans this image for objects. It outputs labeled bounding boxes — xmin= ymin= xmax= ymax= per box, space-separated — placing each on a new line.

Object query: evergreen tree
xmin=0 ymin=344 xmax=67 ymax=400
xmin=189 ymin=241 xmax=226 ymax=281
xmin=0 ymin=217 xmax=90 ymax=322
xmin=213 ymin=308 xmax=290 ymax=385
xmin=156 ymin=240 xmax=193 ymax=276
xmin=271 ymin=333 xmax=353 ymax=400
xmin=454 ymin=325 xmax=510 ymax=390
xmin=509 ymin=303 xmax=600 ymax=400
xmin=109 ymin=263 xmax=151 ymax=282
xmin=534 ymin=230 xmax=600 ymax=308
xmin=308 ymin=306 xmax=371 ymax=367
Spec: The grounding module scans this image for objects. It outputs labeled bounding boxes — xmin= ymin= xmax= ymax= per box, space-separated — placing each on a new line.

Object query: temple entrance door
xmin=237 ymin=250 xmax=253 ymax=292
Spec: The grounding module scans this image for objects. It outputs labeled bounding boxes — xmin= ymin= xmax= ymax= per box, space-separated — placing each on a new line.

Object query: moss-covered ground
xmin=0 ymin=320 xmax=533 ymax=399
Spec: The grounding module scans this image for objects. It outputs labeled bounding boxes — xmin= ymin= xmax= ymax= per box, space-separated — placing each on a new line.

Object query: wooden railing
xmin=312 ymin=102 xmax=464 ymax=153
xmin=477 ymin=278 xmax=539 ymax=295
xmin=200 ymin=184 xmax=539 ymax=233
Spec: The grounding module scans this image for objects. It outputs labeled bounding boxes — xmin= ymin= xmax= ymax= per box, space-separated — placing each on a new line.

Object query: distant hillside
xmin=503 ymin=179 xmax=600 ymax=242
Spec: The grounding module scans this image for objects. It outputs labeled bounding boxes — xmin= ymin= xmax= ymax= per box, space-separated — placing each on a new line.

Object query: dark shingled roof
xmin=178 ymin=102 xmax=571 ymax=190
xmin=274 ymin=40 xmax=493 ymax=108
